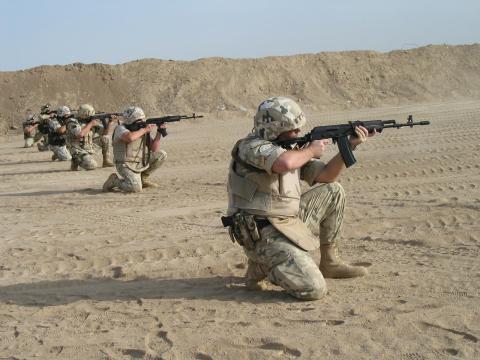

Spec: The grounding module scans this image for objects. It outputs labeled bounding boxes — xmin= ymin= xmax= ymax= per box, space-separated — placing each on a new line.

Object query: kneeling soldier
xmin=103 ymin=106 xmax=167 ymax=192
xmin=225 ymin=96 xmax=376 ymax=300
xmin=67 ymin=104 xmax=115 ymax=170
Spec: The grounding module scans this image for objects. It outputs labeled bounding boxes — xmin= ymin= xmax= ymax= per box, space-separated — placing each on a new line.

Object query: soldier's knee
xmin=82 ymin=159 xmax=98 ymax=170
xmin=327 ymin=182 xmax=345 ymax=198
xmin=292 ymin=277 xmax=327 ymax=301
xmin=59 ymin=155 xmax=72 ymax=161
xmin=130 ymin=184 xmax=143 ymax=193
xmin=307 ymin=282 xmax=328 ymax=300
xmin=155 ymin=150 xmax=167 ymax=161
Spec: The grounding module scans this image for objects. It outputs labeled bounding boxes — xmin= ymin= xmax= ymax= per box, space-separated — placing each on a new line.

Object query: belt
xmin=221 ymin=215 xmax=270 ymax=230
xmin=255 ymin=218 xmax=271 ymax=230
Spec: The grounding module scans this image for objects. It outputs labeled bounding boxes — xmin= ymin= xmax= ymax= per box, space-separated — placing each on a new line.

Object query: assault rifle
xmin=126 ymin=113 xmax=203 ymax=136
xmin=277 ymin=115 xmax=430 ymax=168
xmin=80 ymin=112 xmax=123 ymax=128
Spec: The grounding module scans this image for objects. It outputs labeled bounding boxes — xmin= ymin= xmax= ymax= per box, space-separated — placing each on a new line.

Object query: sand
xmin=0 ymin=99 xmax=479 ymax=359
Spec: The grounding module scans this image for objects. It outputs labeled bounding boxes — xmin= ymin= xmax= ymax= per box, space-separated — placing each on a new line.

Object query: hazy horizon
xmin=1 ymin=0 xmax=479 ymax=71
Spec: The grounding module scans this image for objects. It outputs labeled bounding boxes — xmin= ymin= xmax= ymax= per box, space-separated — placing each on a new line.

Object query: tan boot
xmin=245 ymin=259 xmax=268 ymax=291
xmin=70 ymin=160 xmax=79 ymax=171
xmin=141 ymin=174 xmax=158 ymax=188
xmin=319 ymin=244 xmax=368 ymax=279
xmin=103 ymin=173 xmax=119 ymax=192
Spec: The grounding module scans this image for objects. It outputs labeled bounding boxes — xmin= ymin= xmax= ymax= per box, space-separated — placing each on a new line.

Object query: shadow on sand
xmin=0 ymin=160 xmax=53 ymax=166
xmin=0 ymin=169 xmax=70 ymax=177
xmin=0 ymin=276 xmax=293 ymax=306
xmin=0 ymin=187 xmax=107 ymax=197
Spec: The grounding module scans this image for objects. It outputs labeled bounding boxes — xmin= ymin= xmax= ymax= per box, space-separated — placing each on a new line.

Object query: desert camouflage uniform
xmin=34 ymin=114 xmax=51 ymax=151
xmin=111 ymin=124 xmax=166 ymax=192
xmin=22 ymin=116 xmax=37 ymax=148
xmin=228 ymin=134 xmax=347 ymax=299
xmin=48 ymin=118 xmax=71 ymax=161
xmin=93 ymin=125 xmax=114 ymax=164
xmin=66 ymin=118 xmax=97 ymax=170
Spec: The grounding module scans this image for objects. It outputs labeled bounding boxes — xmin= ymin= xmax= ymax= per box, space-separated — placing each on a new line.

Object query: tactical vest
xmin=227 ymin=137 xmax=319 ymax=251
xmin=227 ymin=139 xmax=301 ymax=217
xmin=113 ymin=126 xmax=144 ymax=163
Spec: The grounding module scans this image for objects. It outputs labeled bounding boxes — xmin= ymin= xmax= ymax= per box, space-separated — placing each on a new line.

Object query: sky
xmin=0 ymin=0 xmax=479 ymax=71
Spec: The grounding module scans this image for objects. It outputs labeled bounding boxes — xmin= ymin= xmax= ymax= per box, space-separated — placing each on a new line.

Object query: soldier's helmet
xmin=40 ymin=103 xmax=52 ymax=114
xmin=123 ymin=106 xmax=146 ymax=125
xmin=254 ymin=96 xmax=306 ymax=140
xmin=56 ymin=106 xmax=71 ymax=118
xmin=77 ymin=104 xmax=95 ymax=120
xmin=27 ymin=114 xmax=35 ymax=121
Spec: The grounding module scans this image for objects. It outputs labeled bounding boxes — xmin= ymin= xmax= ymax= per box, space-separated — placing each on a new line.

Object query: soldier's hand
xmin=145 ymin=124 xmax=156 ymax=133
xmin=349 ymin=126 xmax=374 ymax=149
xmin=308 ymin=139 xmax=330 ymax=158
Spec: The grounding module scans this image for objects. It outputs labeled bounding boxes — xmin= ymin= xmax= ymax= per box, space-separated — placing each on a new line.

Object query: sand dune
xmin=1 ymin=44 xmax=480 ymax=134
xmin=0 ymin=99 xmax=479 ymax=359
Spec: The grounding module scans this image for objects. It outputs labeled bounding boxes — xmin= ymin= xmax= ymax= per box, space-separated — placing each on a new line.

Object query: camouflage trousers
xmin=72 ymin=150 xmax=97 ymax=170
xmin=24 ymin=137 xmax=34 ymax=148
xmin=115 ymin=150 xmax=167 ymax=193
xmin=243 ymin=182 xmax=345 ymax=300
xmin=35 ymin=133 xmax=49 ymax=151
xmin=93 ymin=134 xmax=113 ymax=161
xmin=50 ymin=145 xmax=72 ymax=161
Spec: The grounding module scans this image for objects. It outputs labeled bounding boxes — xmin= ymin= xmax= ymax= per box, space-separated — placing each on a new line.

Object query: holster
xmin=221 ymin=213 xmax=263 ymax=250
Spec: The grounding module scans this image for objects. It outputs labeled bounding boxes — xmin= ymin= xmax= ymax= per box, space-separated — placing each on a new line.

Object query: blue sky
xmin=0 ymin=0 xmax=478 ymax=71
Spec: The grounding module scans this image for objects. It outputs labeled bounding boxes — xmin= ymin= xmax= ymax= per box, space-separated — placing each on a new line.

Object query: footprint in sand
xmin=144 ymin=330 xmax=174 ymax=358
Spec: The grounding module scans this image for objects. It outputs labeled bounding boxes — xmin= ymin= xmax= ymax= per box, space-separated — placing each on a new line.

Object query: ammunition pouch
xmin=221 ymin=213 xmax=269 ymax=250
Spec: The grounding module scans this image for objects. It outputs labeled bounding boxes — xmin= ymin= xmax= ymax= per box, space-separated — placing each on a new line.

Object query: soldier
xmin=34 ymin=103 xmax=54 ymax=151
xmin=103 ymin=106 xmax=167 ymax=192
xmin=22 ymin=114 xmax=38 ymax=148
xmin=93 ymin=116 xmax=115 ymax=168
xmin=225 ymin=96 xmax=376 ymax=300
xmin=66 ymin=104 xmax=114 ymax=170
xmin=48 ymin=106 xmax=72 ymax=161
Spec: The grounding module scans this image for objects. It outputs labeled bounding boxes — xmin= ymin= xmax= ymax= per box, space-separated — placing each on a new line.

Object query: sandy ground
xmin=0 ymin=100 xmax=479 ymax=359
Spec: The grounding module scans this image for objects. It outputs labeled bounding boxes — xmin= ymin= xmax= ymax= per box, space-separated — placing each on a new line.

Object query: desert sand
xmin=0 ymin=98 xmax=479 ymax=359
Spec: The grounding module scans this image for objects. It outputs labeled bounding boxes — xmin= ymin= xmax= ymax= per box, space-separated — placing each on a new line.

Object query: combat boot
xmin=70 ymin=160 xmax=79 ymax=171
xmin=102 ymin=153 xmax=114 ymax=167
xmin=103 ymin=173 xmax=119 ymax=192
xmin=245 ymin=259 xmax=268 ymax=291
xmin=141 ymin=173 xmax=158 ymax=188
xmin=319 ymin=244 xmax=368 ymax=279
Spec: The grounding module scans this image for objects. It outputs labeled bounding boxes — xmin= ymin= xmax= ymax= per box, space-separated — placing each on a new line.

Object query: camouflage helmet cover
xmin=123 ymin=106 xmax=146 ymax=125
xmin=40 ymin=103 xmax=52 ymax=114
xmin=77 ymin=104 xmax=95 ymax=119
xmin=254 ymin=96 xmax=306 ymax=140
xmin=57 ymin=105 xmax=71 ymax=118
